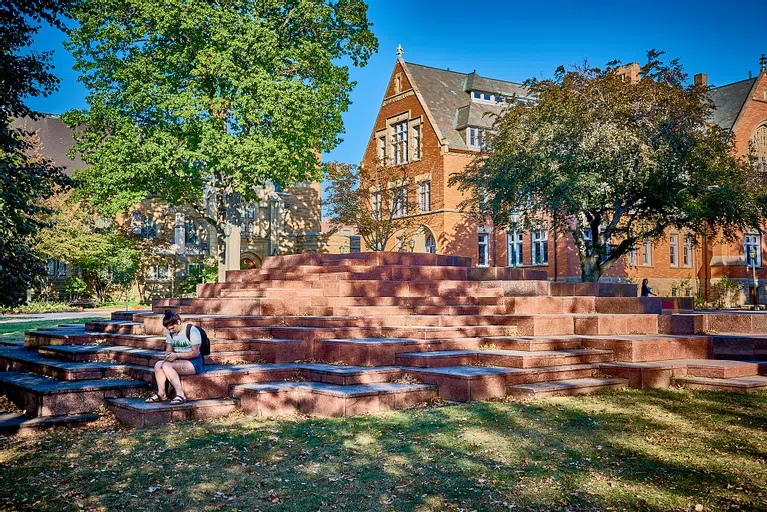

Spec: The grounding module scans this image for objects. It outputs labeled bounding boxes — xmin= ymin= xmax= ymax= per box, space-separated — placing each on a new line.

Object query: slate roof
xmin=708 ymin=77 xmax=756 ymax=130
xmin=405 ymin=62 xmax=529 ymax=151
xmin=406 ymin=60 xmax=760 ymax=145
xmin=12 ymin=115 xmax=86 ymax=176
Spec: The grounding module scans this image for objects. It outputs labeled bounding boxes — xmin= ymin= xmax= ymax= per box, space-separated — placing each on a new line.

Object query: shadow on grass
xmin=1 ymin=389 xmax=767 ymax=511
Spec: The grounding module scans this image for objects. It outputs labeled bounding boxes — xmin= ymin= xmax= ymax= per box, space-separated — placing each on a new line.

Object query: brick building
xmin=20 ymin=115 xmax=325 ymax=298
xmin=361 ymin=52 xmax=767 ymax=302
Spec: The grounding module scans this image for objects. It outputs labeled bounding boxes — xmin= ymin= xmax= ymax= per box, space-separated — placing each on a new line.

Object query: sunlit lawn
xmin=1 ymin=388 xmax=766 ymax=511
xmin=0 ymin=318 xmax=106 ymax=343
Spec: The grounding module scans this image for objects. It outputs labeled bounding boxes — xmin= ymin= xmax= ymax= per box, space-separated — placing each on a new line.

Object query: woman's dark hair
xmin=162 ymin=309 xmax=183 ymax=328
xmin=642 ymin=278 xmax=649 ymax=285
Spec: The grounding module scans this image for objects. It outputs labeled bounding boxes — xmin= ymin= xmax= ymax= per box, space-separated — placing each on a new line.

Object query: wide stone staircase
xmin=2 ymin=252 xmax=767 ymax=431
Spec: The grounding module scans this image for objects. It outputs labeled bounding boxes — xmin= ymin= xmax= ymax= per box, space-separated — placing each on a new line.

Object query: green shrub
xmin=710 ymin=278 xmax=743 ymax=309
xmin=0 ymin=301 xmax=78 ymax=314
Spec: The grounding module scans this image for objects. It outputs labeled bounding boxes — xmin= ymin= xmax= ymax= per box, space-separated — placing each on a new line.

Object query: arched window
xmin=749 ymin=124 xmax=767 ymax=173
xmin=140 ymin=216 xmax=157 ymax=239
xmin=425 ymin=235 xmax=437 ymax=254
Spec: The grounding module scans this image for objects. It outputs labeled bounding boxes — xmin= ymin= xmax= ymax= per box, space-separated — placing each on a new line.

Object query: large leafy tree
xmin=0 ymin=0 xmax=71 ymax=307
xmin=452 ymin=51 xmax=767 ymax=282
xmin=64 ymin=0 xmax=377 ymax=269
xmin=325 ymin=161 xmax=419 ymax=251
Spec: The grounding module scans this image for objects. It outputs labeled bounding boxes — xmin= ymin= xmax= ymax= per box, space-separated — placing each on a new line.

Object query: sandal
xmin=145 ymin=393 xmax=166 ymax=403
xmin=169 ymin=395 xmax=186 ymax=405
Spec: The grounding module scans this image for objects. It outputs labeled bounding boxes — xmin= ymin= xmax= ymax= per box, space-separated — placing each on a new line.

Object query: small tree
xmin=325 ymin=161 xmax=420 ymax=251
xmin=452 ymin=50 xmax=767 ymax=282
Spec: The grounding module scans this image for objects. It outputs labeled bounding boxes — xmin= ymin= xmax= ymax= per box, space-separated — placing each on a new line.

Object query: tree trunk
xmin=580 ymin=255 xmax=601 ymax=283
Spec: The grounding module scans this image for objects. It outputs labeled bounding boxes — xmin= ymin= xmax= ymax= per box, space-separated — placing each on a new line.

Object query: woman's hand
xmin=164 ymin=352 xmax=177 ymax=362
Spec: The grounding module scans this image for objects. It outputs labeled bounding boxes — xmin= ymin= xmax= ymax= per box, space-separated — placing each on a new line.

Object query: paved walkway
xmin=0 ymin=310 xmax=126 ymax=324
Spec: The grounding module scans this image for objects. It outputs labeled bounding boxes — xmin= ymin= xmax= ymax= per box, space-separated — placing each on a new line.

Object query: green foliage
xmin=0 ymin=0 xmax=71 ymax=307
xmin=0 ymin=301 xmax=78 ymax=315
xmin=710 ymin=277 xmax=743 ymax=309
xmin=64 ymin=0 xmax=378 ymax=266
xmin=177 ymin=260 xmax=218 ymax=296
xmin=61 ymin=275 xmax=89 ymax=299
xmin=451 ymin=50 xmax=767 ymax=282
xmin=35 ymin=190 xmax=140 ymax=302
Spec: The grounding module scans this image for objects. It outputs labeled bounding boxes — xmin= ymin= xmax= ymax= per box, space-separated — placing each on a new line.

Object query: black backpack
xmin=186 ymin=324 xmax=211 ymax=358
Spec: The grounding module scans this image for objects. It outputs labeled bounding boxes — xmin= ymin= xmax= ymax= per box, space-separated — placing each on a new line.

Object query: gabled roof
xmin=12 ymin=115 xmax=86 ymax=177
xmin=709 ymin=77 xmax=757 ymax=130
xmin=404 ymin=62 xmax=528 ymax=151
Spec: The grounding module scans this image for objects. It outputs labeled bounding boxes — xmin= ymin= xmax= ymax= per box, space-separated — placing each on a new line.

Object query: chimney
xmin=694 ymin=73 xmax=708 ymax=87
xmin=617 ymin=62 xmax=640 ymax=84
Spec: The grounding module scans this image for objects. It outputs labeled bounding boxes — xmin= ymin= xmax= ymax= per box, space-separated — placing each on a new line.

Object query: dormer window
xmin=467 ymin=127 xmax=485 ymax=150
xmin=471 ymin=91 xmax=507 ymax=105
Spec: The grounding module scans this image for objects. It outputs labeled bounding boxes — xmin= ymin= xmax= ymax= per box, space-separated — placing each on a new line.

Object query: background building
xmin=361 ymin=53 xmax=767 ymax=302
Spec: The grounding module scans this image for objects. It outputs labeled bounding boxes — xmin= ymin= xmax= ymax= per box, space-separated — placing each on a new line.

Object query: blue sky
xmin=27 ymin=0 xmax=767 ymax=166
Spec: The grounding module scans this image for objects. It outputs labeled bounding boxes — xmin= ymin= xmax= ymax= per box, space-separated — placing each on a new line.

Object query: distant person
xmin=640 ymin=278 xmax=656 ymax=297
xmin=145 ymin=310 xmax=204 ymax=404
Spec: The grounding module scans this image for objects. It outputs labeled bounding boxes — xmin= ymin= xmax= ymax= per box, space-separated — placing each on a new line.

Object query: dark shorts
xmin=189 ymin=354 xmax=205 ymax=374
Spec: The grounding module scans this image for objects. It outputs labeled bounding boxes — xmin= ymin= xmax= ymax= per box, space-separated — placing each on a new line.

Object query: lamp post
xmin=409 ymin=239 xmax=415 ymax=253
xmin=510 ymin=211 xmax=520 ymax=269
xmin=339 ymin=245 xmax=347 ymax=254
xmin=750 ymin=247 xmax=759 ymax=310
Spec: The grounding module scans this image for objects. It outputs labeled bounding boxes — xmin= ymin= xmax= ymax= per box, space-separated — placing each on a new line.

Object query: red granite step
xmin=228 ymin=265 xmax=470 ymax=283
xmin=580 ymin=335 xmax=712 ymax=362
xmin=573 ymin=314 xmax=659 ymax=335
xmin=0 ymin=412 xmax=100 ymax=435
xmin=599 ymin=359 xmax=767 ymax=388
xmin=107 ymin=397 xmax=240 ymax=427
xmin=38 ymin=344 xmax=262 ymax=367
xmin=508 ymin=377 xmax=629 ymax=398
xmin=313 ymin=337 xmax=487 ymax=366
xmin=482 ymin=336 xmax=583 ymax=351
xmin=110 ymin=310 xmax=153 ymax=322
xmin=672 ymin=375 xmax=767 ymax=392
xmin=396 ymin=348 xmax=614 ymax=369
xmin=172 ymin=363 xmax=404 ymax=400
xmin=231 ymin=381 xmax=436 ymax=418
xmin=85 ymin=321 xmax=145 ymax=335
xmin=0 ymin=371 xmax=148 ymax=417
xmin=0 ymin=347 xmax=140 ymax=381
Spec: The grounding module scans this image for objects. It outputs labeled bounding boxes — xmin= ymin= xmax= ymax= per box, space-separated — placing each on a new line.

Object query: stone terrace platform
xmin=3 ymin=252 xmax=767 ymax=430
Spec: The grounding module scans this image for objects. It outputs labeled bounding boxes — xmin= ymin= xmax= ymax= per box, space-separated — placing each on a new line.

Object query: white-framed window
xmin=477 ymin=232 xmax=489 ymax=267
xmin=683 ymin=236 xmax=693 ymax=268
xmin=151 ymin=265 xmax=169 ymax=281
xmin=349 ymin=236 xmax=361 ymax=253
xmin=418 ymin=181 xmax=431 ymax=212
xmin=141 ymin=216 xmax=158 ymax=240
xmin=670 ymin=234 xmax=679 ymax=267
xmin=188 ymin=263 xmax=204 ymax=275
xmin=627 ymin=245 xmax=638 ymax=267
xmin=184 ymin=220 xmax=197 ymax=244
xmin=371 ymin=191 xmax=382 ymax=219
xmin=425 ymin=235 xmax=437 ymax=254
xmin=642 ymin=237 xmax=652 ymax=266
xmin=532 ymin=229 xmax=548 ymax=265
xmin=745 ymin=234 xmax=762 ymax=267
xmin=392 ymin=186 xmax=408 ymax=218
xmin=47 ymin=259 xmax=56 ymax=277
xmin=391 ymin=121 xmax=408 ymax=164
xmin=467 ymin=127 xmax=485 ymax=150
xmin=378 ymin=135 xmax=386 ymax=162
xmin=583 ymin=228 xmax=593 ymax=248
xmin=57 ymin=261 xmax=67 ymax=278
xmin=412 ymin=124 xmax=421 ymax=160
xmin=507 ymin=230 xmax=523 ymax=267
xmin=247 ymin=205 xmax=255 ymax=219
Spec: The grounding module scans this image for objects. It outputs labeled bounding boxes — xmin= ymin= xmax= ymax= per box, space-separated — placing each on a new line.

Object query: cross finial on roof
xmin=761 ymin=54 xmax=767 ymax=72
xmin=396 ymin=44 xmax=403 ymax=58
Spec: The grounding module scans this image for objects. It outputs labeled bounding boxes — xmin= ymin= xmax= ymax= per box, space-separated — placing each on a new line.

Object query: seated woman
xmin=145 ymin=310 xmax=205 ymax=404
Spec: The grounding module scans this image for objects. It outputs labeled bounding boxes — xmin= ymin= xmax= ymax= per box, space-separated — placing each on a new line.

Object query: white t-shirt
xmin=165 ymin=324 xmax=202 ymax=353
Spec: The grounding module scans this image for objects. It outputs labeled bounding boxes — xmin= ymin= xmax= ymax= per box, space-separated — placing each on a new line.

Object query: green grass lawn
xmin=1 ymin=389 xmax=766 ymax=511
xmin=0 ymin=318 xmax=106 ymax=343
